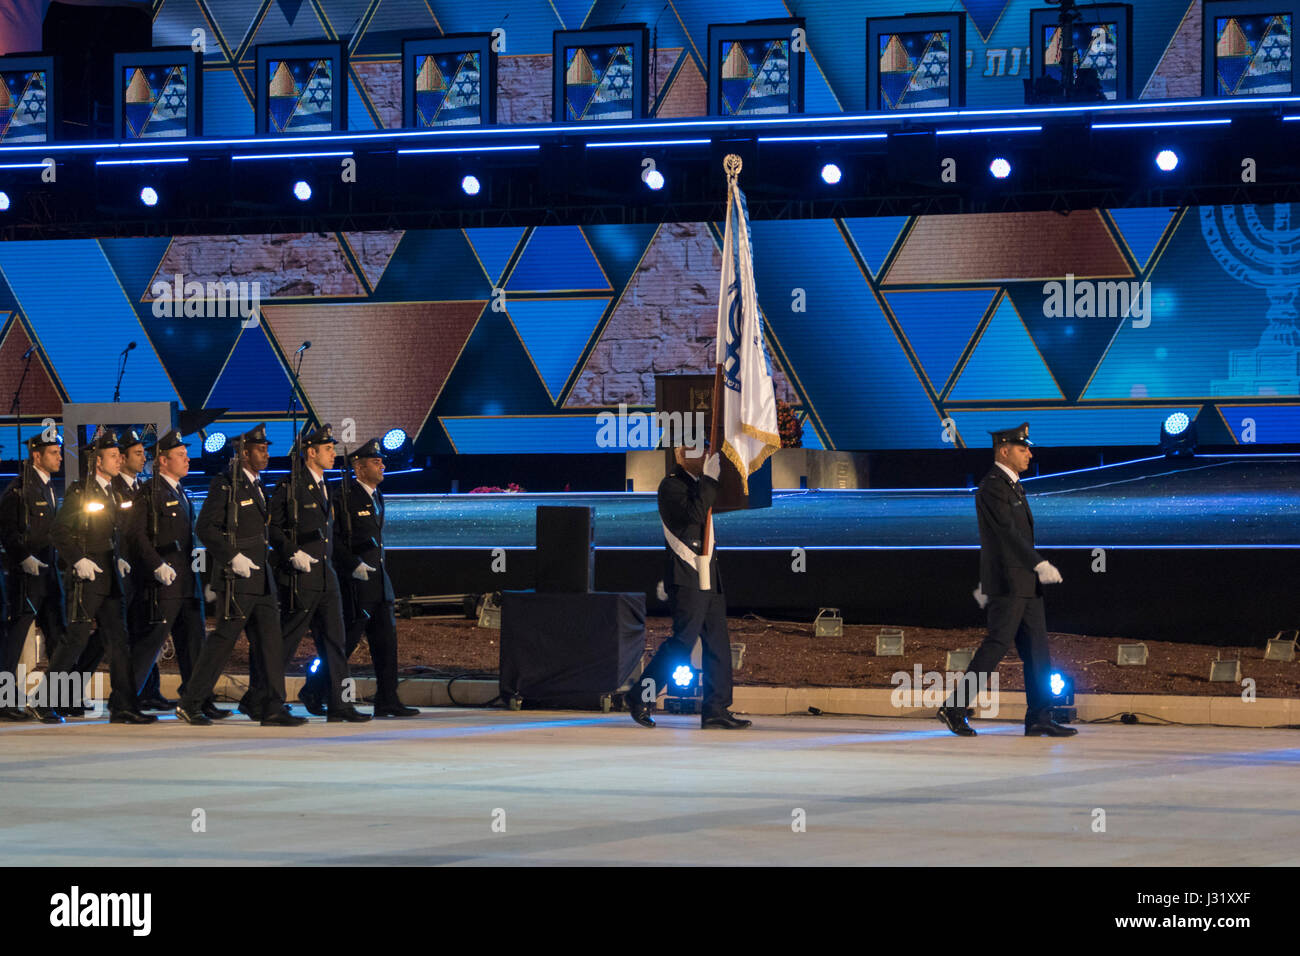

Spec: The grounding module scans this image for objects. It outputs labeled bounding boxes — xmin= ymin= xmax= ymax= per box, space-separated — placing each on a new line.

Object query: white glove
xmin=352 ymin=561 xmax=376 ymax=581
xmin=1034 ymin=560 xmax=1063 ymax=585
xmin=117 ymin=558 xmax=131 ymax=577
xmin=972 ymin=584 xmax=989 ymax=609
xmin=20 ymin=555 xmax=46 ymax=575
xmin=154 ymin=563 xmax=177 ymax=586
xmin=73 ymin=558 xmax=102 ymax=581
xmin=703 ymin=453 xmax=721 ymax=480
xmin=290 ymin=550 xmax=318 ymax=573
xmin=203 ymin=584 xmax=218 ymax=603
xmin=230 ymin=553 xmax=259 ymax=578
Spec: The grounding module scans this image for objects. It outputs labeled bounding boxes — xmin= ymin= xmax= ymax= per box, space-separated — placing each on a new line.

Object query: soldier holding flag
xmin=626 ymin=155 xmax=778 ymax=731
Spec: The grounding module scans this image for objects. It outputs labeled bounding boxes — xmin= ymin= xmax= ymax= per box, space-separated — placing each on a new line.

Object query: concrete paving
xmin=1 ymin=710 xmax=1296 ymax=866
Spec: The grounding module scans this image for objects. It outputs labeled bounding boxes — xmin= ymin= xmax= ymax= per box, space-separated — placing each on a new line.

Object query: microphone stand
xmin=113 ymin=347 xmax=132 ymax=403
xmin=9 ymin=346 xmax=35 ymax=462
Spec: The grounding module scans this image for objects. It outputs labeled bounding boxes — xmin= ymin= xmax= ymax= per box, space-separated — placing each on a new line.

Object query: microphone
xmin=21 ymin=345 xmax=36 ymax=359
xmin=121 ymin=341 xmax=137 ymax=356
xmin=295 ymin=341 xmax=312 ymax=354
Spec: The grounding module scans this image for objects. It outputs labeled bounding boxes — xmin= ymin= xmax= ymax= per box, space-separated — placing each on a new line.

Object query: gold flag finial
xmin=724 ymin=153 xmax=743 ymax=181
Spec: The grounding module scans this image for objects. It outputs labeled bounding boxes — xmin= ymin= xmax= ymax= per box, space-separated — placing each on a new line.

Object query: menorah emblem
xmin=1202 ymin=204 xmax=1300 ymax=395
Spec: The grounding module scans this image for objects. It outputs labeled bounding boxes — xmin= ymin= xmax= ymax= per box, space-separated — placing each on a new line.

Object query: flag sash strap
xmin=662 ymin=520 xmax=712 ymax=591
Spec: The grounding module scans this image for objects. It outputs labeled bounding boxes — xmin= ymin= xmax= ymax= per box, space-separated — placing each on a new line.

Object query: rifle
xmin=145 ymin=444 xmax=165 ymax=626
xmin=12 ymin=456 xmax=31 ymax=623
xmin=69 ymin=436 xmax=96 ymax=625
xmin=222 ymin=435 xmax=246 ymax=622
xmin=285 ymin=430 xmax=301 ymax=614
xmin=336 ymin=446 xmax=370 ymax=631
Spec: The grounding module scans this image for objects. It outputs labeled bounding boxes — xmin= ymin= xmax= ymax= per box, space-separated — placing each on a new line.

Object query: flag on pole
xmin=716 ymin=155 xmax=779 ymax=493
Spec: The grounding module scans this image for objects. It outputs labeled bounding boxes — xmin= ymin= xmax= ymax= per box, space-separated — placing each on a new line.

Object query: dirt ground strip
xmin=195 ymin=615 xmax=1300 ymax=699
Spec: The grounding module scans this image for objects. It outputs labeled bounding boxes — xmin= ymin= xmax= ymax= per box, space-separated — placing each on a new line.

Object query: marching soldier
xmin=177 ymin=423 xmax=304 ymax=726
xmin=114 ymin=428 xmax=169 ymax=710
xmin=938 ymin=423 xmax=1076 ymax=738
xmin=626 ymin=439 xmax=750 ymax=730
xmin=127 ymin=429 xmax=227 ymax=720
xmin=29 ymin=429 xmax=150 ymax=723
xmin=0 ymin=433 xmax=65 ymax=722
xmin=300 ymin=438 xmax=417 ymax=717
xmin=257 ymin=423 xmax=369 ymax=722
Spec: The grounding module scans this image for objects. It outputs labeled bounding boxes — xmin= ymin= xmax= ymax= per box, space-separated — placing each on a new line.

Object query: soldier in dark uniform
xmin=938 ymin=423 xmax=1076 ymax=738
xmin=127 ymin=429 xmax=227 ymax=720
xmin=177 ymin=423 xmax=305 ymax=727
xmin=300 ymin=438 xmax=417 ymax=717
xmin=0 ymin=432 xmax=65 ymax=722
xmin=256 ymin=423 xmax=369 ymax=722
xmin=28 ymin=429 xmax=151 ymax=723
xmin=626 ymin=439 xmax=750 ymax=730
xmin=115 ymin=429 xmax=167 ymax=710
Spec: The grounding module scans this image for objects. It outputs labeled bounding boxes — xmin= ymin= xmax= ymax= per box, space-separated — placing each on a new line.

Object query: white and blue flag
xmin=716 ymin=157 xmax=779 ymax=493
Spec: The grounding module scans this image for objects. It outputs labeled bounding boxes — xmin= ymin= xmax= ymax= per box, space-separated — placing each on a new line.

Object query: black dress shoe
xmin=298 ymin=688 xmax=326 ymax=716
xmin=626 ymin=692 xmax=655 ymax=728
xmin=25 ymin=705 xmax=63 ymax=724
xmin=175 ymin=706 xmax=212 ymax=726
xmin=261 ymin=709 xmax=308 ymax=727
xmin=938 ymin=707 xmax=977 ymax=737
xmin=701 ymin=711 xmax=751 ymax=729
xmin=0 ymin=706 xmax=32 ymax=721
xmin=110 ymin=710 xmax=159 ymax=724
xmin=236 ymin=700 xmax=263 ymax=721
xmin=138 ymin=696 xmax=174 ymax=711
xmin=201 ymin=702 xmax=233 ymax=720
xmin=1025 ymin=719 xmax=1078 ymax=737
xmin=373 ymin=704 xmax=420 ymax=718
xmin=326 ymin=707 xmax=373 ymax=723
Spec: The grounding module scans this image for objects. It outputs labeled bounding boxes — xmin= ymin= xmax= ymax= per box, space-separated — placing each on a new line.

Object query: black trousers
xmin=638 ymin=585 xmax=732 ymax=717
xmin=128 ymin=592 xmax=202 ymax=702
xmin=302 ymin=594 xmax=401 ymax=707
xmin=2 ymin=575 xmax=65 ymax=683
xmin=182 ymin=590 xmax=285 ymax=715
xmin=246 ymin=585 xmax=351 ymax=714
xmin=41 ymin=587 xmax=132 ymax=713
xmin=947 ymin=594 xmax=1054 ymax=719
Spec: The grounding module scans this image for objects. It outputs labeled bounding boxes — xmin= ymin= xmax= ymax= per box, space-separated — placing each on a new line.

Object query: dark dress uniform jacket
xmin=51 ymin=479 xmax=138 ymax=597
xmin=195 ymin=470 xmax=276 ymax=596
xmin=268 ymin=471 xmax=336 ymax=593
xmin=130 ymin=475 xmax=202 ymax=602
xmin=976 ymin=465 xmax=1044 ymax=598
xmin=332 ymin=478 xmax=395 ymax=604
xmin=658 ymin=466 xmax=722 ymax=594
xmin=0 ymin=470 xmax=60 ymax=584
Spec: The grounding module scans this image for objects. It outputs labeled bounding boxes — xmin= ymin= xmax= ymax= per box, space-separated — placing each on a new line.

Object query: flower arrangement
xmin=776 ymin=399 xmax=802 ymax=448
xmin=469 ymin=482 xmax=526 ymax=493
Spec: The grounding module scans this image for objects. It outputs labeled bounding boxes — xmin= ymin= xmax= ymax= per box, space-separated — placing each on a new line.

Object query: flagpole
xmin=705 ymin=155 xmax=742 ymax=555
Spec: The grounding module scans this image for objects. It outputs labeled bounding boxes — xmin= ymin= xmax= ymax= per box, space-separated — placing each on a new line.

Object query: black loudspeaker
xmin=499 ymin=591 xmax=646 ymax=710
xmin=536 ymin=505 xmax=594 ymax=592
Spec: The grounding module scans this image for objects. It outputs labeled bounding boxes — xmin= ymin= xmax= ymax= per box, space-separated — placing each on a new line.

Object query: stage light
xmin=1160 ymin=412 xmax=1197 ymax=458
xmin=989 ymin=157 xmax=1012 ymax=180
xmin=672 ymin=664 xmax=694 ymax=688
xmin=820 ymin=163 xmax=842 ymax=185
xmin=1155 ymin=149 xmax=1179 ymax=172
xmin=140 ymin=186 xmax=159 ymax=206
xmin=1048 ymin=669 xmax=1075 ymax=724
xmin=293 ymin=180 xmax=312 ymax=201
xmin=461 ymin=174 xmax=481 ymax=196
xmin=203 ymin=432 xmax=227 ymax=454
xmin=0 ymin=192 xmax=9 ymax=211
xmin=382 ymin=427 xmax=407 ymax=452
xmin=643 ymin=168 xmax=665 ymax=190
xmin=310 ymin=657 xmax=321 ymax=674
